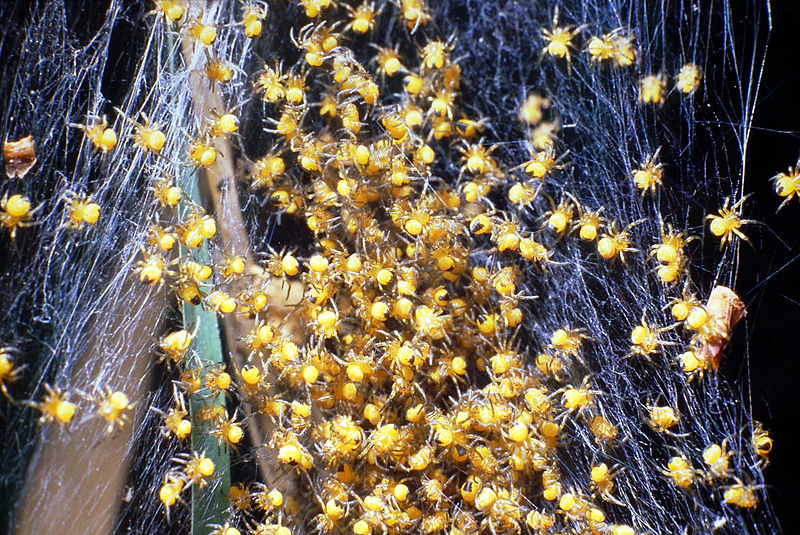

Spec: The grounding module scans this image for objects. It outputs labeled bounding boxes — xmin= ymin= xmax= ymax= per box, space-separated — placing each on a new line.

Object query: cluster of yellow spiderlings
xmin=3 ymin=347 xmax=133 ymax=432
xmin=136 ymin=2 xmax=782 ymax=534
xmin=0 ymin=371 xmax=135 ymax=436
xmin=1 ymin=1 xmax=787 ymax=534
xmin=538 ymin=9 xmax=702 ymax=105
xmin=0 ymin=116 xmax=110 ymax=240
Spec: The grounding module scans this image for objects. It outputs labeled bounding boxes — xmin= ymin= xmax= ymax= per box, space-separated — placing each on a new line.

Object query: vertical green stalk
xmin=182 ymin=279 xmax=231 ymax=535
xmin=179 ymin=201 xmax=231 ymax=535
xmin=168 ymin=30 xmax=230 ymax=535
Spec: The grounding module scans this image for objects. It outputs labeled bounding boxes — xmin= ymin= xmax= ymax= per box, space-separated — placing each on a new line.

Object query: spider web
xmin=0 ymin=1 xmax=781 ymax=534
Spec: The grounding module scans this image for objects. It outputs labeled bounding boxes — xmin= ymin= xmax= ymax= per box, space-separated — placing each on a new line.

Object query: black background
xmin=738 ymin=1 xmax=800 ymax=532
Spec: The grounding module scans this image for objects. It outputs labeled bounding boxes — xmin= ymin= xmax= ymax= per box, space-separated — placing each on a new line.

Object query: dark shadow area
xmin=740 ymin=2 xmax=800 ymax=533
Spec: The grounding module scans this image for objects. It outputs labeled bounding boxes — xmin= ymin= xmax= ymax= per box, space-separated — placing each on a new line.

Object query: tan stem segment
xmin=180 ymin=11 xmax=302 ymax=494
xmin=13 ymin=278 xmax=165 ymax=535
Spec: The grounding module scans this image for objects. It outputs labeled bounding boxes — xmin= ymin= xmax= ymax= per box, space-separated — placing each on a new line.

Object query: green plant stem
xmin=179 ymin=210 xmax=231 ymax=535
xmin=182 ymin=284 xmax=231 ymax=535
xmin=169 ymin=25 xmax=231 ymax=535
